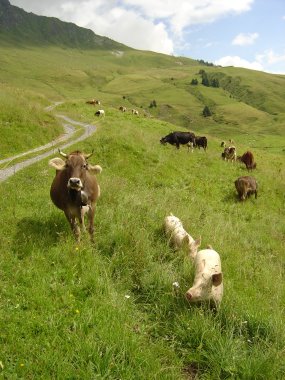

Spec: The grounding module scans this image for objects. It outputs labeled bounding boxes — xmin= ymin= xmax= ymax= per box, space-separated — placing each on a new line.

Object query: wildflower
xmin=20 ymin=363 xmax=24 ymax=367
xmin=125 ymin=295 xmax=130 ymax=299
xmin=75 ymin=309 xmax=80 ymax=314
xmin=75 ymin=247 xmax=79 ymax=251
xmin=172 ymin=281 xmax=180 ymax=289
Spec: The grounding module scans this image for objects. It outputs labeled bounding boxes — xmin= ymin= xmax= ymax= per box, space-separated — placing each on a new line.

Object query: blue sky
xmin=10 ymin=0 xmax=285 ymax=74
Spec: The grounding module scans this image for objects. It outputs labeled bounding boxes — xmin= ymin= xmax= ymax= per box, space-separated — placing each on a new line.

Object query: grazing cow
xmin=49 ymin=149 xmax=102 ymax=241
xmin=221 ymin=146 xmax=236 ymax=162
xmin=95 ymin=109 xmax=105 ymax=117
xmin=164 ymin=214 xmax=201 ymax=260
xmin=119 ymin=106 xmax=127 ymax=112
xmin=194 ymin=136 xmax=207 ymax=151
xmin=185 ymin=247 xmax=223 ymax=307
xmin=132 ymin=109 xmax=139 ymax=115
xmin=86 ymin=99 xmax=100 ymax=105
xmin=237 ymin=151 xmax=256 ymax=170
xmin=160 ymin=131 xmax=195 ymax=149
xmin=235 ymin=176 xmax=258 ymax=201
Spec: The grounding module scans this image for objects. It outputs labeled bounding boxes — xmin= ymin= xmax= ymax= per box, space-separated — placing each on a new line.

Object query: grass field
xmin=0 ymin=44 xmax=285 ymax=379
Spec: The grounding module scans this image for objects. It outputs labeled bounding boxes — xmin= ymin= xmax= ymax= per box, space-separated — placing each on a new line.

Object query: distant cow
xmin=49 ymin=150 xmax=102 ymax=241
xmin=86 ymin=99 xmax=100 ymax=105
xmin=194 ymin=136 xmax=207 ymax=151
xmin=132 ymin=109 xmax=139 ymax=115
xmin=237 ymin=151 xmax=256 ymax=170
xmin=185 ymin=247 xmax=223 ymax=307
xmin=119 ymin=106 xmax=127 ymax=112
xmin=235 ymin=176 xmax=258 ymax=201
xmin=95 ymin=109 xmax=105 ymax=117
xmin=160 ymin=131 xmax=195 ymax=149
xmin=221 ymin=141 xmax=226 ymax=148
xmin=164 ymin=214 xmax=201 ymax=260
xmin=221 ymin=146 xmax=236 ymax=162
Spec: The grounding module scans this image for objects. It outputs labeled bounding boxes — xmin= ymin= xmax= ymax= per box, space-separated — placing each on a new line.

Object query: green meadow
xmin=0 ymin=45 xmax=285 ymax=379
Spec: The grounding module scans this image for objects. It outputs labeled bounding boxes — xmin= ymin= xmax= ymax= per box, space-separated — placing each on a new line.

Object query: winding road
xmin=0 ymin=103 xmax=97 ymax=183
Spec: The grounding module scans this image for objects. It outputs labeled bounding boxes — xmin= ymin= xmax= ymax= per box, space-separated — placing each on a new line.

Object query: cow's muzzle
xmin=68 ymin=177 xmax=83 ymax=190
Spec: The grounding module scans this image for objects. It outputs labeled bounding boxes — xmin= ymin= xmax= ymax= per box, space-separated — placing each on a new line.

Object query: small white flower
xmin=125 ymin=295 xmax=130 ymax=299
xmin=172 ymin=281 xmax=180 ymax=288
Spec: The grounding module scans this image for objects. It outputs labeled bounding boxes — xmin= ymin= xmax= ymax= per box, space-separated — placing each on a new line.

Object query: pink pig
xmin=185 ymin=247 xmax=223 ymax=307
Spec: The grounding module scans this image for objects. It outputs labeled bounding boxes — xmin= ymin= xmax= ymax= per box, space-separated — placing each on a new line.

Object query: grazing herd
xmin=48 ymin=100 xmax=260 ymax=309
xmin=160 ymin=131 xmax=257 ymax=202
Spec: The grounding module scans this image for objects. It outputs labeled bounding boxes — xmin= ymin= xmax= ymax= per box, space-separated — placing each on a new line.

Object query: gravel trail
xmin=0 ymin=103 xmax=97 ymax=183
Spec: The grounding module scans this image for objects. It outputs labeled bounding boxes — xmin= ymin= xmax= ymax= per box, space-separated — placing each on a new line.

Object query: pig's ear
xmin=182 ymin=234 xmax=191 ymax=246
xmin=212 ymin=273 xmax=223 ymax=287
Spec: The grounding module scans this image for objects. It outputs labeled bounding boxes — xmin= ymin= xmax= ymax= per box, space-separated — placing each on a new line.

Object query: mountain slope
xmin=0 ymin=0 xmax=128 ymax=50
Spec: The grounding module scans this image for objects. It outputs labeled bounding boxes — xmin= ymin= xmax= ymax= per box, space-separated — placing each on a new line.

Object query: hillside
xmin=0 ymin=0 xmax=127 ymax=50
xmin=0 ymin=3 xmax=285 ymax=379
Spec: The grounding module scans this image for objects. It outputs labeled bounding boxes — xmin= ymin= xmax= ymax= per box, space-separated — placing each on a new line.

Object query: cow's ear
xmin=49 ymin=157 xmax=66 ymax=170
xmin=88 ymin=164 xmax=102 ymax=175
xmin=212 ymin=273 xmax=223 ymax=287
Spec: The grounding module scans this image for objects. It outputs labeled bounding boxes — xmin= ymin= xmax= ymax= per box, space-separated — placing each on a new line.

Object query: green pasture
xmin=1 ymin=106 xmax=285 ymax=378
xmin=0 ymin=43 xmax=285 ymax=379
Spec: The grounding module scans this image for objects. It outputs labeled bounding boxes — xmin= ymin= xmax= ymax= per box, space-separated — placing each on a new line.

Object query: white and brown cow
xmin=221 ymin=146 xmax=236 ymax=162
xmin=95 ymin=109 xmax=105 ymax=117
xmin=185 ymin=246 xmax=223 ymax=307
xmin=119 ymin=106 xmax=127 ymax=112
xmin=49 ymin=150 xmax=102 ymax=241
xmin=132 ymin=109 xmax=139 ymax=115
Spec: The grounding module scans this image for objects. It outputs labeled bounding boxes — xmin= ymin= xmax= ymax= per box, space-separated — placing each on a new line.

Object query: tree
xmin=149 ymin=100 xmax=157 ymax=108
xmin=201 ymin=72 xmax=210 ymax=87
xmin=202 ymin=105 xmax=212 ymax=117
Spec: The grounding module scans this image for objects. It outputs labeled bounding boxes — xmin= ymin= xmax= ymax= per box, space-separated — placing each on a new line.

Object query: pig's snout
xmin=185 ymin=292 xmax=193 ymax=301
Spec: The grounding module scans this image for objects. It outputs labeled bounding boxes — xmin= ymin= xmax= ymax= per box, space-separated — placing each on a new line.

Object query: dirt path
xmin=0 ymin=103 xmax=97 ymax=183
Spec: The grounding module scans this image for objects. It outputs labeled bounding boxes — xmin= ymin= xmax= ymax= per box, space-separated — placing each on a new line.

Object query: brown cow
xmin=235 ymin=176 xmax=258 ymax=201
xmin=49 ymin=150 xmax=102 ymax=241
xmin=86 ymin=99 xmax=100 ymax=105
xmin=237 ymin=151 xmax=256 ymax=170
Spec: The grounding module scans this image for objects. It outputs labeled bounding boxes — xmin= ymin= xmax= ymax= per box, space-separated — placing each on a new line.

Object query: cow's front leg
xmin=65 ymin=211 xmax=81 ymax=241
xmin=87 ymin=205 xmax=96 ymax=242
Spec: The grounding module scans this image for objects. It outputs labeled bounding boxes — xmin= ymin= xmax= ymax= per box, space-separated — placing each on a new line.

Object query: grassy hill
xmin=1 ymin=107 xmax=285 ymax=379
xmin=0 ymin=2 xmax=285 ymax=378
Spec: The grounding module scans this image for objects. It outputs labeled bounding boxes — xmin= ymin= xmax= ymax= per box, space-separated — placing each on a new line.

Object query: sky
xmin=9 ymin=0 xmax=285 ymax=74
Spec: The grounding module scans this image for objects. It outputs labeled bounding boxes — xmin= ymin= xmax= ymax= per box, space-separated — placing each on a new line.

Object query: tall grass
xmin=0 ymin=106 xmax=284 ymax=378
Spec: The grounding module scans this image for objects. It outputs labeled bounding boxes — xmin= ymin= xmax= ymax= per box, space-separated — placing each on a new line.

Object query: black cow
xmin=194 ymin=136 xmax=207 ymax=151
xmin=160 ymin=131 xmax=195 ymax=149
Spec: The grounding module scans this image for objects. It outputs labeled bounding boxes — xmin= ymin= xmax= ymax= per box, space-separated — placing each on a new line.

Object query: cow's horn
xmin=84 ymin=149 xmax=94 ymax=159
xmin=58 ymin=149 xmax=68 ymax=158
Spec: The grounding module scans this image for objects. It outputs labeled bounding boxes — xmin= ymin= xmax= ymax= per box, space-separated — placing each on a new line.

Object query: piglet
xmin=185 ymin=247 xmax=223 ymax=307
xmin=164 ymin=214 xmax=201 ymax=259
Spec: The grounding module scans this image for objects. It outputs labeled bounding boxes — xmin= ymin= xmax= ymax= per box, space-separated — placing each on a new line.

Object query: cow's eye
xmin=82 ymin=164 xmax=87 ymax=169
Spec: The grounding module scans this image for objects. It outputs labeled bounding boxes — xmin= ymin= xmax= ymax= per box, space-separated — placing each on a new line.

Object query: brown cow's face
xmin=65 ymin=154 xmax=88 ymax=191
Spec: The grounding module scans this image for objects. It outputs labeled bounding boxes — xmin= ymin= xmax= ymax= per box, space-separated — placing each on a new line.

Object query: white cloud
xmin=256 ymin=50 xmax=285 ymax=65
xmin=215 ymin=56 xmax=263 ymax=71
xmin=232 ymin=32 xmax=259 ymax=46
xmin=10 ymin=0 xmax=254 ymax=53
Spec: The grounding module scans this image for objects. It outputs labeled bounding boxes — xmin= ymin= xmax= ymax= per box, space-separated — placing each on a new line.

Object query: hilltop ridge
xmin=0 ymin=0 xmax=128 ymax=50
